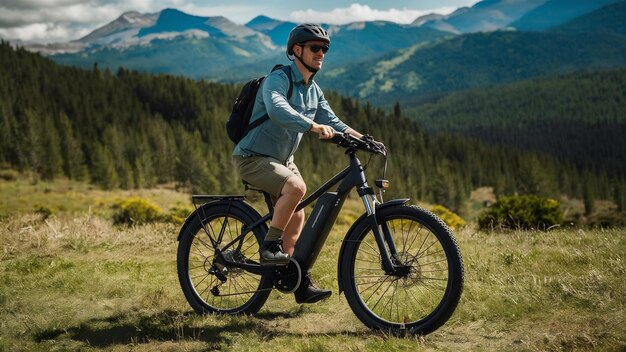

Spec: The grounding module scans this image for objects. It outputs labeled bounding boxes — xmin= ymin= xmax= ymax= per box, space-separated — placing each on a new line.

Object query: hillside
xmin=52 ymin=32 xmax=276 ymax=78
xmin=245 ymin=15 xmax=297 ymax=46
xmin=405 ymin=68 xmax=626 ymax=178
xmin=49 ymin=11 xmax=448 ymax=81
xmin=552 ymin=0 xmax=626 ymax=35
xmin=322 ymin=31 xmax=626 ymax=106
xmin=211 ymin=22 xmax=451 ymax=83
xmin=2 ymin=41 xmax=621 ymax=213
xmin=36 ymin=1 xmax=626 ymax=104
xmin=422 ymin=0 xmax=547 ymax=33
xmin=512 ymin=0 xmax=624 ymax=31
xmin=321 ymin=1 xmax=626 ymax=106
xmin=16 ymin=0 xmax=623 ymax=105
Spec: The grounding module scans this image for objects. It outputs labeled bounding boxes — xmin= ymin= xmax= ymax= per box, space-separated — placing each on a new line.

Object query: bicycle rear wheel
xmin=340 ymin=205 xmax=464 ymax=335
xmin=177 ymin=202 xmax=272 ymax=315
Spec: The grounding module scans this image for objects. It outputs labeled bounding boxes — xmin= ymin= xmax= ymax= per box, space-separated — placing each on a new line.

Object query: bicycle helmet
xmin=286 ymin=23 xmax=330 ymax=56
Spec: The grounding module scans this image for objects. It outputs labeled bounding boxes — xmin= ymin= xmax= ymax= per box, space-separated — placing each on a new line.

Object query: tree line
xmin=1 ymin=41 xmax=623 ymax=215
xmin=405 ymin=68 xmax=626 ymax=179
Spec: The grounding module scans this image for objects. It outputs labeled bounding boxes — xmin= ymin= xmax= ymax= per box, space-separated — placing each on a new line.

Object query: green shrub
xmin=478 ymin=195 xmax=563 ymax=231
xmin=0 ymin=169 xmax=18 ymax=181
xmin=430 ymin=205 xmax=466 ymax=230
xmin=112 ymin=197 xmax=163 ymax=226
xmin=164 ymin=204 xmax=194 ymax=224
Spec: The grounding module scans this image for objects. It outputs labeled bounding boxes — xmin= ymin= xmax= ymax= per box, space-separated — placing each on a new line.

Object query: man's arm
xmin=262 ymin=72 xmax=313 ymax=133
xmin=314 ymin=91 xmax=363 ymax=139
xmin=343 ymin=127 xmax=363 ymax=139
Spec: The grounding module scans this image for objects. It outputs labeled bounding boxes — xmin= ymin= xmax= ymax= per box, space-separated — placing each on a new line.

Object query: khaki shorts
xmin=234 ymin=156 xmax=302 ymax=198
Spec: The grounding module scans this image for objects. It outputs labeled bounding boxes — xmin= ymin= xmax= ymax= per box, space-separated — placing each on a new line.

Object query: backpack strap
xmin=271 ymin=64 xmax=294 ymax=100
xmin=247 ymin=65 xmax=294 ymax=133
xmin=279 ymin=65 xmax=294 ymax=100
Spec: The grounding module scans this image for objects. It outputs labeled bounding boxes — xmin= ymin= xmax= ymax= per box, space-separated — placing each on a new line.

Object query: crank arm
xmin=214 ymin=250 xmax=279 ymax=275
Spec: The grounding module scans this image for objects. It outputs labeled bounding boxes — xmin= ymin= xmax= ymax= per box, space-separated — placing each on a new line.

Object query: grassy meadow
xmin=0 ymin=178 xmax=624 ymax=351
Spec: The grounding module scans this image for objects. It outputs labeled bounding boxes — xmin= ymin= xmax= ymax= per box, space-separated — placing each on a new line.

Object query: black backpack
xmin=226 ymin=64 xmax=293 ymax=144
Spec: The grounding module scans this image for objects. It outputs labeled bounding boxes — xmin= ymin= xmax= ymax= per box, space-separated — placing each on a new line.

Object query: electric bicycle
xmin=176 ymin=133 xmax=464 ymax=335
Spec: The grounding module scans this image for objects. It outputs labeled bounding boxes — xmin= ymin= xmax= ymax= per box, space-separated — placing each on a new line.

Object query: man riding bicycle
xmin=233 ymin=24 xmax=366 ymax=304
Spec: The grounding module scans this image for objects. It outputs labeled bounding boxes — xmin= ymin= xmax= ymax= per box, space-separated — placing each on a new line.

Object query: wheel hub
xmin=392 ymin=252 xmax=422 ymax=283
xmin=218 ymin=249 xmax=245 ymax=276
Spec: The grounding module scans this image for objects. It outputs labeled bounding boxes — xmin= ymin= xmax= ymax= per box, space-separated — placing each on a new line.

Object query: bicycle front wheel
xmin=340 ymin=205 xmax=464 ymax=335
xmin=177 ymin=202 xmax=272 ymax=315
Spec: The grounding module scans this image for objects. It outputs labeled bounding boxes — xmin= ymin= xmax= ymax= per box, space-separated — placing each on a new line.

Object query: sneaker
xmin=259 ymin=240 xmax=290 ymax=265
xmin=294 ymin=273 xmax=332 ymax=304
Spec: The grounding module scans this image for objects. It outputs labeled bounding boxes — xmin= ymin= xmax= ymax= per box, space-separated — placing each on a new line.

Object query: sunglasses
xmin=298 ymin=44 xmax=329 ymax=54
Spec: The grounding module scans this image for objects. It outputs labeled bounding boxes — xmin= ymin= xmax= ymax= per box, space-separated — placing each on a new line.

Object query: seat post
xmin=243 ymin=181 xmax=274 ymax=213
xmin=262 ymin=191 xmax=274 ymax=213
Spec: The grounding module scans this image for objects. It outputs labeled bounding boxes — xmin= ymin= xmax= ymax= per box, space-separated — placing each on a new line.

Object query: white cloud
xmin=0 ymin=2 xmax=128 ymax=42
xmin=290 ymin=3 xmax=459 ymax=25
xmin=0 ymin=22 xmax=92 ymax=43
xmin=0 ymin=0 xmax=85 ymax=10
xmin=0 ymin=0 xmax=165 ymax=43
xmin=0 ymin=0 xmax=265 ymax=43
xmin=175 ymin=3 xmax=266 ymax=24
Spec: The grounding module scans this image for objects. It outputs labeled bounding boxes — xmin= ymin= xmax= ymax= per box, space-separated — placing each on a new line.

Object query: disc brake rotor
xmin=393 ymin=252 xmax=423 ymax=286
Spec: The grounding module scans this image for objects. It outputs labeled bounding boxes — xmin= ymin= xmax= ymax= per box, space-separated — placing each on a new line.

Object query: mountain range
xmin=13 ymin=0 xmax=626 ymax=108
xmin=322 ymin=1 xmax=626 ymax=106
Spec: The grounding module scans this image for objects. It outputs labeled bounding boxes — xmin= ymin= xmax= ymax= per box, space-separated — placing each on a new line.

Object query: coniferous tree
xmin=614 ymin=182 xmax=625 ymax=212
xmin=393 ymin=101 xmax=402 ymax=118
xmin=57 ymin=112 xmax=87 ymax=180
xmin=0 ymin=41 xmax=623 ymax=218
xmin=583 ymin=176 xmax=595 ymax=216
xmin=23 ymin=108 xmax=42 ymax=178
xmin=174 ymin=128 xmax=218 ymax=194
xmin=38 ymin=113 xmax=63 ymax=180
xmin=0 ymin=101 xmax=18 ymax=167
xmin=91 ymin=144 xmax=119 ymax=190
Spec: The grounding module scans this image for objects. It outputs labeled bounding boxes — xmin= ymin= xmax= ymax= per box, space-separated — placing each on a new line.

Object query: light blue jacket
xmin=233 ymin=62 xmax=349 ymax=162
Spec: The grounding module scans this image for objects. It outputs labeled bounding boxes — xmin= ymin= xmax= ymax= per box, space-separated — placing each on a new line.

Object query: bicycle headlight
xmin=375 ymin=180 xmax=390 ymax=189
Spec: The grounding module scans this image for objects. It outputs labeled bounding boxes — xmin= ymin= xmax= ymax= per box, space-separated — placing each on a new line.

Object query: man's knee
xmin=281 ymin=176 xmax=306 ymax=199
xmin=292 ymin=209 xmax=305 ymax=222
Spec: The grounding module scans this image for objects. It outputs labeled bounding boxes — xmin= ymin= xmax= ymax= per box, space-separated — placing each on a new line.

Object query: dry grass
xmin=2 ymin=216 xmax=624 ymax=351
xmin=0 ymin=180 xmax=625 ymax=351
xmin=0 ymin=177 xmax=190 ymax=219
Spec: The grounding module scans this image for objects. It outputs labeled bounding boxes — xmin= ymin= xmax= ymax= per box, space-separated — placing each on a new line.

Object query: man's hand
xmin=310 ymin=122 xmax=335 ymax=139
xmin=361 ymin=134 xmax=387 ymax=155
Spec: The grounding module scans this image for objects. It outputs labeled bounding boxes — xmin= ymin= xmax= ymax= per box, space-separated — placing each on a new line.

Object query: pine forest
xmin=1 ymin=41 xmax=624 ymax=216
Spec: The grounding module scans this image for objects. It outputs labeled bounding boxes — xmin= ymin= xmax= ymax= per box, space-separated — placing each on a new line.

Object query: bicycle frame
xmin=192 ymin=148 xmax=401 ymax=277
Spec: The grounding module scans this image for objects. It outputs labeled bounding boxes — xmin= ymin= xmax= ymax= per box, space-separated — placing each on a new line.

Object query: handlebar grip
xmin=329 ymin=131 xmax=347 ymax=143
xmin=325 ymin=132 xmax=386 ymax=156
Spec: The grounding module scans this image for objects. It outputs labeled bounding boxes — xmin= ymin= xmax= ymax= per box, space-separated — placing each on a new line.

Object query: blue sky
xmin=0 ymin=0 xmax=479 ymax=44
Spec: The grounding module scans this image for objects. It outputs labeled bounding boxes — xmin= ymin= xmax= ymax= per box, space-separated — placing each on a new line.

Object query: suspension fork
xmin=359 ymin=190 xmax=399 ymax=273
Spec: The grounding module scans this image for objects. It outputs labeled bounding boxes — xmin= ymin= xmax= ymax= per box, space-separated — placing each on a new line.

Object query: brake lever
xmin=360 ymin=135 xmax=387 ymax=156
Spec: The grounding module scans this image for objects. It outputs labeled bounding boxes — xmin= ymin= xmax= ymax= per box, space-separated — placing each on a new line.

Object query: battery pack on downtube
xmin=292 ymin=192 xmax=346 ymax=272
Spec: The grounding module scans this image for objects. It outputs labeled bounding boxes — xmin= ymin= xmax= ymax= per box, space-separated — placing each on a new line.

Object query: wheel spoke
xmin=349 ymin=208 xmax=462 ymax=331
xmin=179 ymin=210 xmax=271 ymax=313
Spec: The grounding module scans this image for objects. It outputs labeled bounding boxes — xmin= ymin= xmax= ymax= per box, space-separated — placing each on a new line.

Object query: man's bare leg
xmin=281 ymin=209 xmax=305 ymax=256
xmin=260 ymin=176 xmax=305 ymax=263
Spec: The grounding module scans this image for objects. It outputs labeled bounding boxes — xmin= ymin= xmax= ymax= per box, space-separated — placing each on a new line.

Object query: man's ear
xmin=292 ymin=44 xmax=300 ymax=56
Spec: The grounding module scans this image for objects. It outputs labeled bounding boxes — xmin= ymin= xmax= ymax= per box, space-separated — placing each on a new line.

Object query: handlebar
xmin=327 ymin=132 xmax=387 ymax=156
